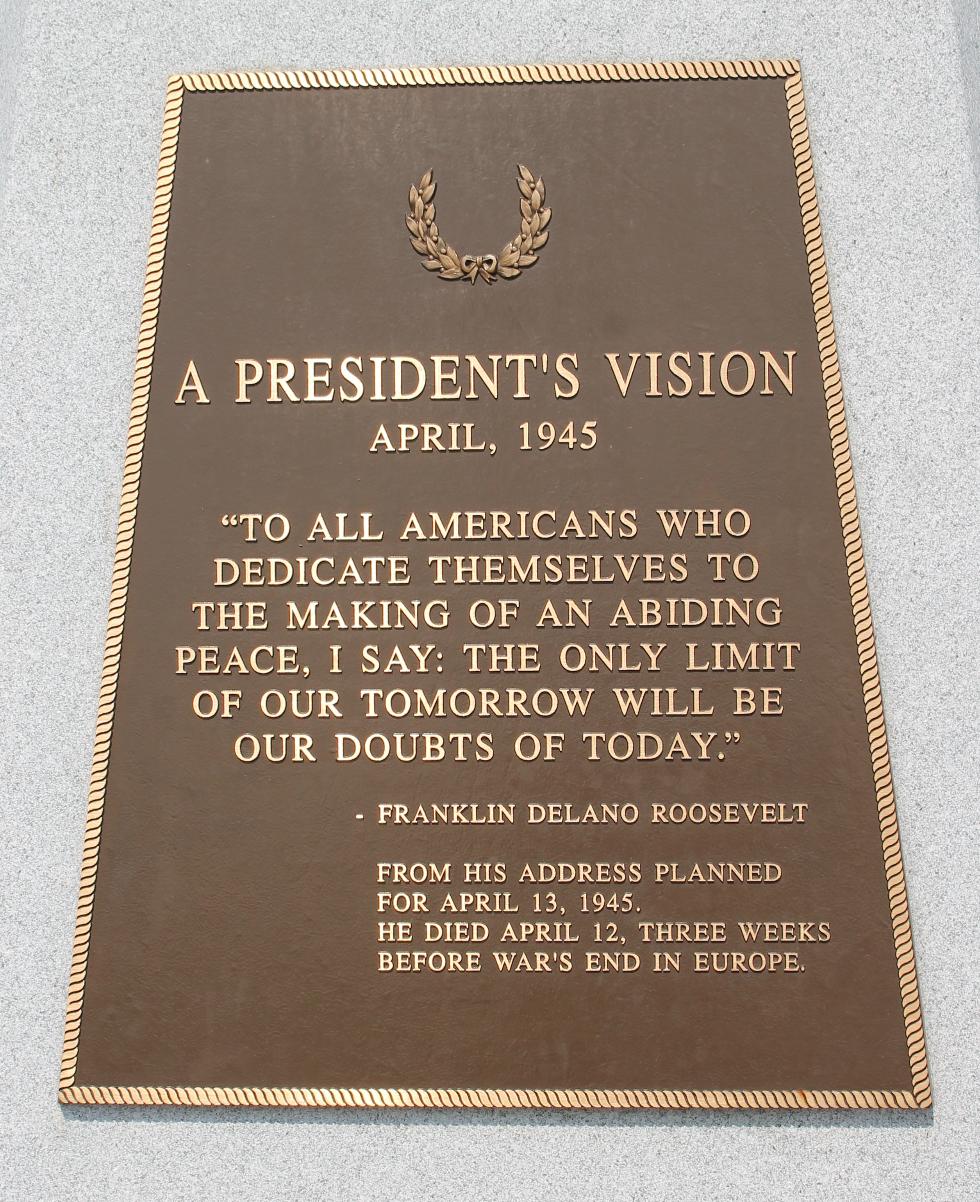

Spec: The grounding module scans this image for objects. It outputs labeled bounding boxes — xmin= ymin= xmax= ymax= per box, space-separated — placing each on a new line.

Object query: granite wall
xmin=1 ymin=2 xmax=977 ymax=1197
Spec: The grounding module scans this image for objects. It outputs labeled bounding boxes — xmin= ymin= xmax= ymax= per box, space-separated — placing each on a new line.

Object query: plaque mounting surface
xmin=60 ymin=60 xmax=929 ymax=1109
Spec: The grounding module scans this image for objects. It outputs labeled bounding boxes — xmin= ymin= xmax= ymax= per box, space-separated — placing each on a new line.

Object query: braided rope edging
xmin=179 ymin=60 xmax=800 ymax=92
xmin=58 ymin=1085 xmax=922 ymax=1109
xmin=58 ymin=75 xmax=185 ymax=1092
xmin=784 ymin=72 xmax=931 ymax=1109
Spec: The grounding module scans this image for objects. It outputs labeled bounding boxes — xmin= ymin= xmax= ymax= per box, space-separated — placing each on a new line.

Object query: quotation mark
xmin=718 ymin=731 xmax=741 ymax=761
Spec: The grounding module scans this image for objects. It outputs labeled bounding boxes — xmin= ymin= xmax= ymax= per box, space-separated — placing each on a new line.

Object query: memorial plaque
xmin=60 ymin=60 xmax=930 ymax=1109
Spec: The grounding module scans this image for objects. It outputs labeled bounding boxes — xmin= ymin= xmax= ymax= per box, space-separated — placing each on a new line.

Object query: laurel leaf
xmin=407 ymin=165 xmax=548 ymax=284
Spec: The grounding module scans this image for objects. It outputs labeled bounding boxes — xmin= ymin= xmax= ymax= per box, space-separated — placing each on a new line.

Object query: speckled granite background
xmin=1 ymin=3 xmax=978 ymax=1198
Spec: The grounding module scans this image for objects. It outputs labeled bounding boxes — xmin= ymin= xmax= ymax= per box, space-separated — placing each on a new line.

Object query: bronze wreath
xmin=406 ymin=165 xmax=551 ymax=284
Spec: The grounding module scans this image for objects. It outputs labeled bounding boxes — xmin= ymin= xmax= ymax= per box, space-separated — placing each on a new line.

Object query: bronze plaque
xmin=60 ymin=60 xmax=930 ymax=1110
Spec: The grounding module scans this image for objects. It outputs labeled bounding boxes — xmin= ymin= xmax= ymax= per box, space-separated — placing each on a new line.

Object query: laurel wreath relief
xmin=406 ymin=165 xmax=550 ymax=284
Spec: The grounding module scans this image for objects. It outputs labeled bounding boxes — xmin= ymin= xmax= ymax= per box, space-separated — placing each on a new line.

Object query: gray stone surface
xmin=956 ymin=0 xmax=980 ymax=214
xmin=1 ymin=1 xmax=978 ymax=1198
xmin=0 ymin=0 xmax=30 ymax=213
